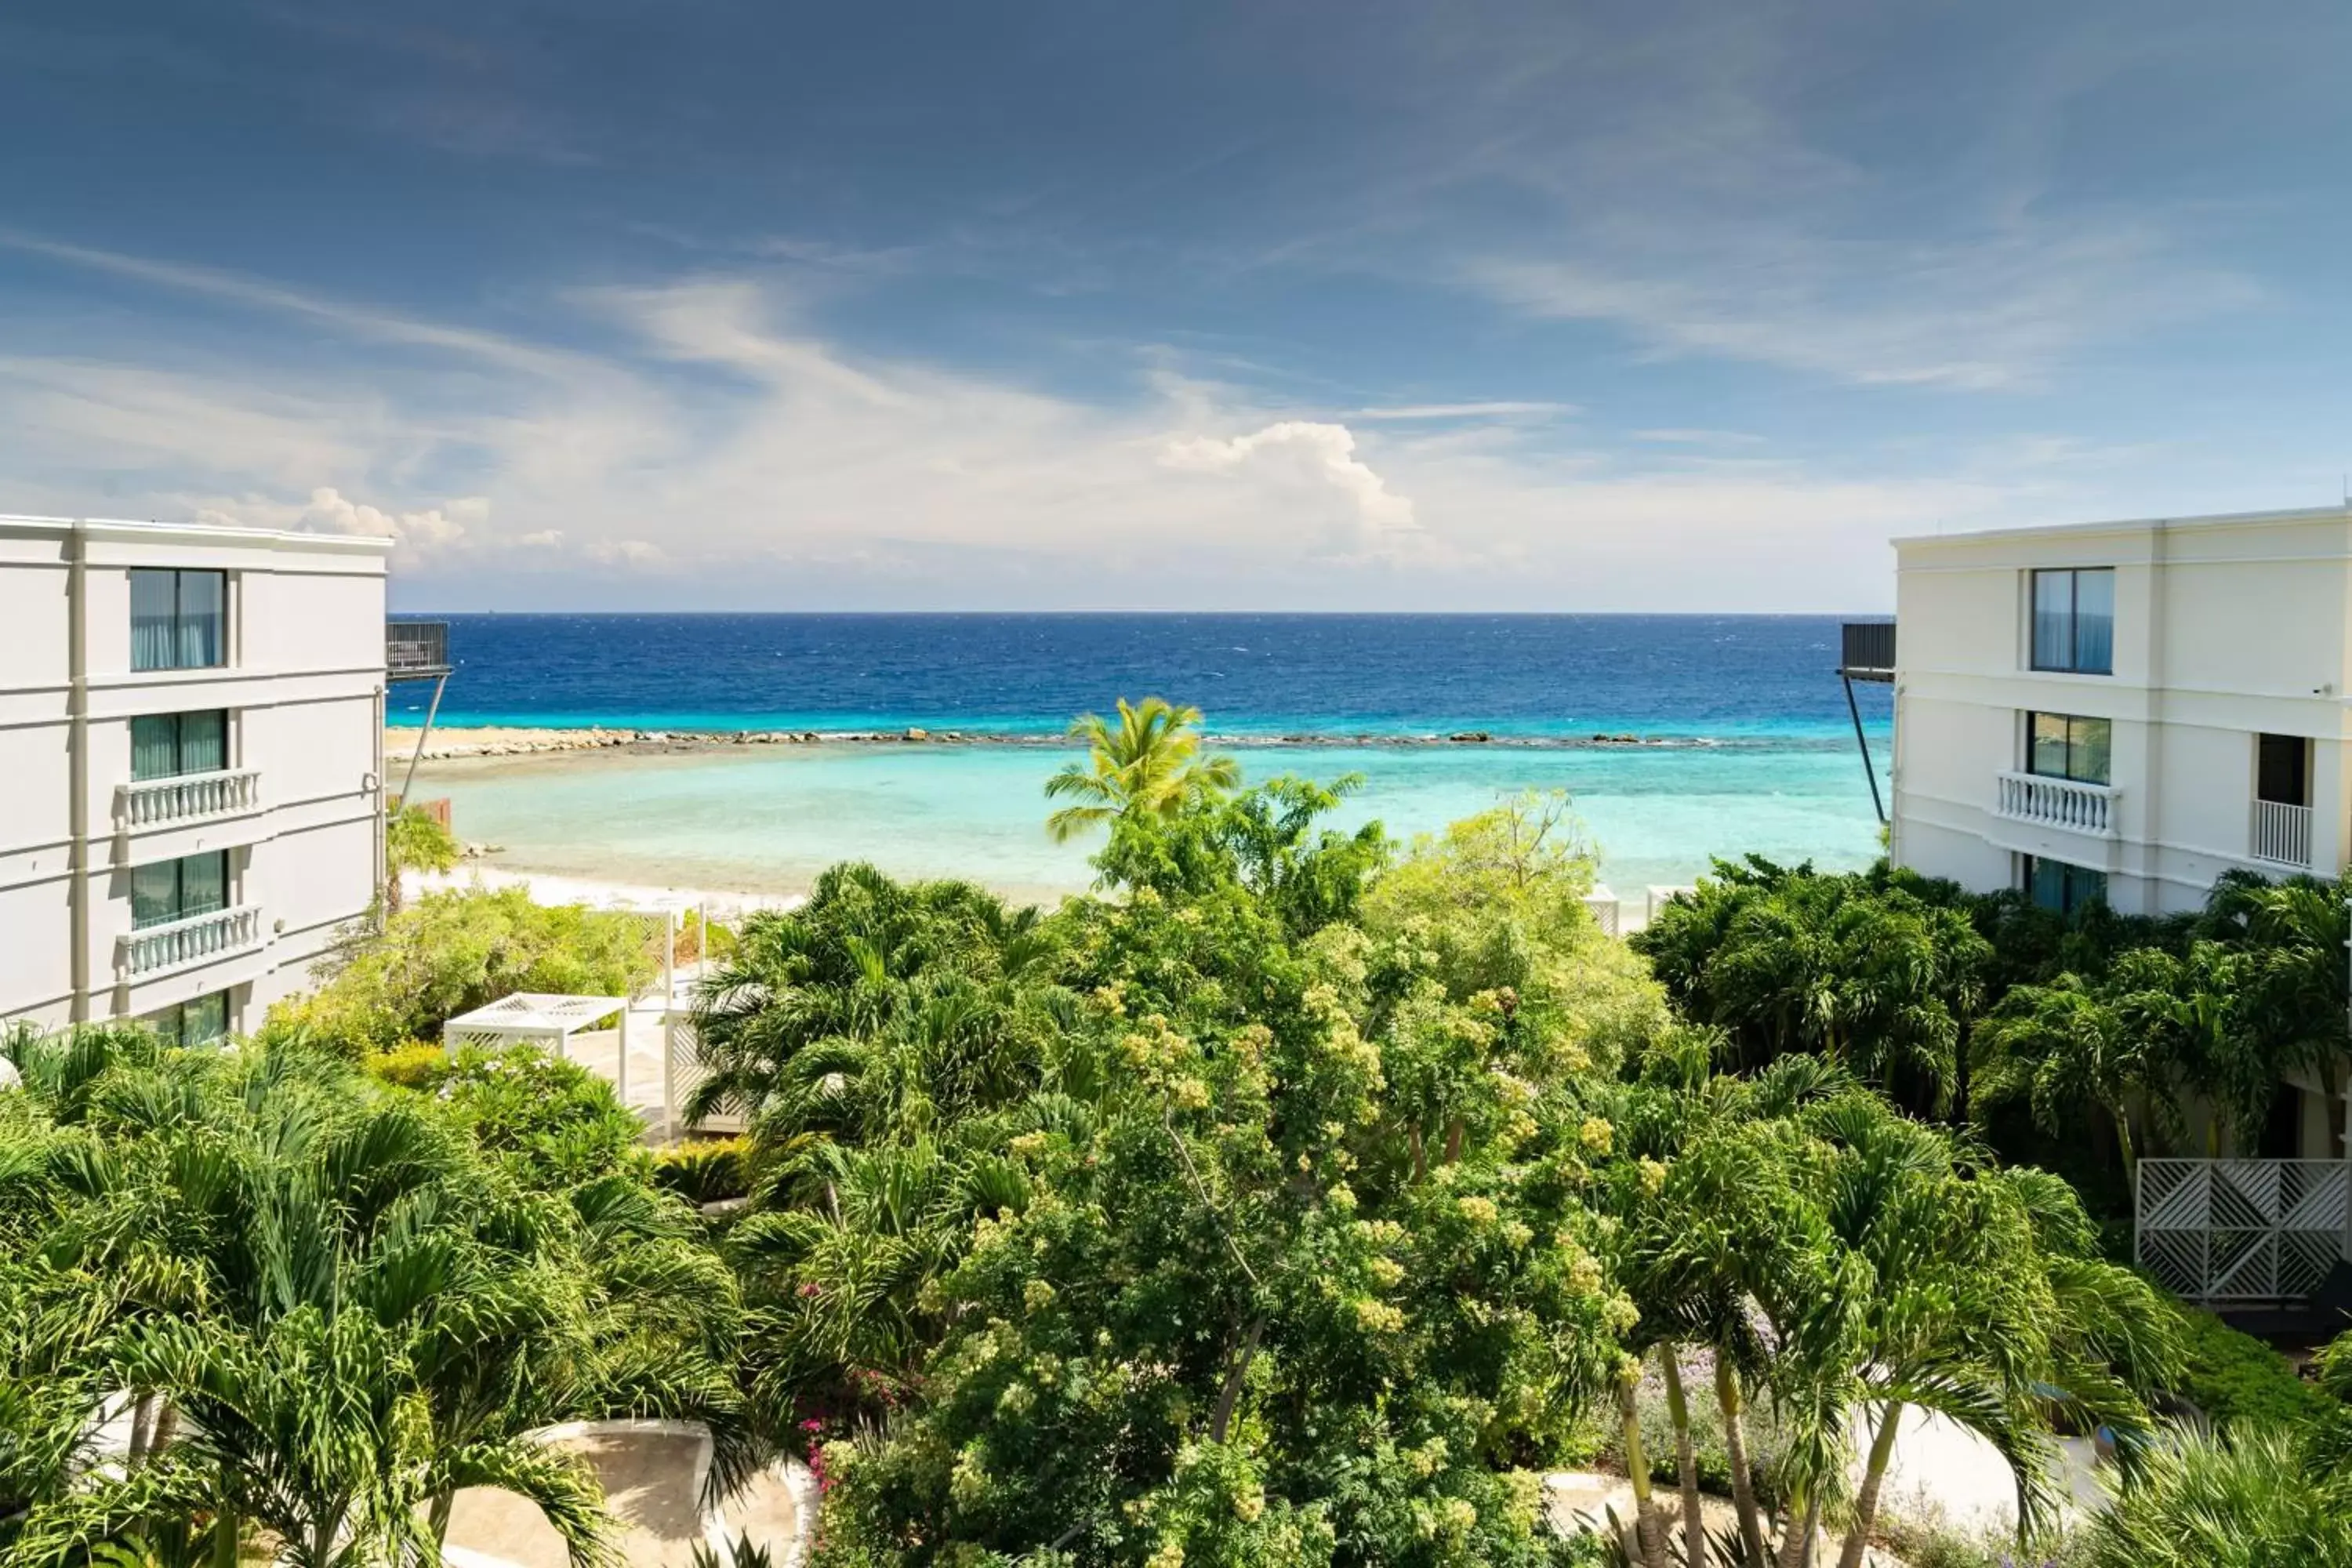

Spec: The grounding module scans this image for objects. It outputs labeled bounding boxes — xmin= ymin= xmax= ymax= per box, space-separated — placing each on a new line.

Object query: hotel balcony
xmin=387 ymin=619 xmax=452 ymax=681
xmin=1994 ymin=770 xmax=2118 ymax=837
xmin=2249 ymin=800 xmax=2314 ymax=869
xmin=117 ymin=768 xmax=262 ymax=830
xmin=118 ymin=905 xmax=265 ymax=982
xmin=1838 ymin=621 xmax=1896 ymax=682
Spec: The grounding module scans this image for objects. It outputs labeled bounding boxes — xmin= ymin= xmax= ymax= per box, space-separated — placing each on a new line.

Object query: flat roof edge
xmin=1893 ymin=504 xmax=2352 ymax=551
xmin=0 ymin=514 xmax=397 ymax=556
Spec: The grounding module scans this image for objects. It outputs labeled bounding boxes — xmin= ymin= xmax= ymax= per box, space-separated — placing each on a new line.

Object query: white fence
xmin=2136 ymin=1158 xmax=2349 ymax=1301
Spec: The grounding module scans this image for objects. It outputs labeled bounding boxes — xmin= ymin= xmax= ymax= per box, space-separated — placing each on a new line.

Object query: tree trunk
xmin=2111 ymin=1105 xmax=2138 ymax=1191
xmin=1442 ymin=1116 xmax=1464 ymax=1165
xmin=1657 ymin=1345 xmax=1706 ymax=1561
xmin=430 ymin=1487 xmax=458 ymax=1545
xmin=1617 ymin=1368 xmax=1669 ymax=1568
xmin=128 ymin=1393 xmax=155 ymax=1461
xmin=1210 ymin=1315 xmax=1267 ymax=1444
xmin=1774 ymin=1495 xmax=1821 ymax=1568
xmin=150 ymin=1399 xmax=180 ymax=1454
xmin=1716 ymin=1358 xmax=1769 ymax=1568
xmin=1835 ymin=1402 xmax=1904 ymax=1568
xmin=1409 ymin=1123 xmax=1426 ymax=1182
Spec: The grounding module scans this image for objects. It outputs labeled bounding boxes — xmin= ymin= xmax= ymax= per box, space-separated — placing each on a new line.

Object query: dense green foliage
xmin=681 ymin=778 xmax=2198 ymax=1568
xmin=1634 ymin=858 xmax=2352 ymax=1198
xmin=2165 ymin=1306 xmax=2334 ymax=1432
xmin=15 ymin=705 xmax=2352 ymax=1566
xmin=263 ymin=886 xmax=662 ymax=1057
xmin=0 ymin=1025 xmax=748 ymax=1566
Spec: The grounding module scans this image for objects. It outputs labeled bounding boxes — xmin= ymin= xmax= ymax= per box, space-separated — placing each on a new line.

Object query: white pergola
xmin=440 ymin=990 xmax=718 ymax=1139
xmin=443 ymin=992 xmax=633 ymax=1088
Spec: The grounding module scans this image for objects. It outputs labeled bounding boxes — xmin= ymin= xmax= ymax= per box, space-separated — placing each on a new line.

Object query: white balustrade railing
xmin=1994 ymin=770 xmax=2118 ymax=836
xmin=2137 ymin=1159 xmax=2350 ymax=1301
xmin=2249 ymin=800 xmax=2313 ymax=869
xmin=118 ymin=905 xmax=264 ymax=981
xmin=118 ymin=768 xmax=261 ymax=829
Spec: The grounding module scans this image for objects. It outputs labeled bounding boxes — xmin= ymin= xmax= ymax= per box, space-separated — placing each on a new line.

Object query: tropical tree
xmin=0 ymin=1025 xmax=753 ymax=1567
xmin=1044 ymin=696 xmax=1241 ymax=843
xmin=1971 ymin=971 xmax=2171 ymax=1185
xmin=386 ymin=800 xmax=462 ymax=915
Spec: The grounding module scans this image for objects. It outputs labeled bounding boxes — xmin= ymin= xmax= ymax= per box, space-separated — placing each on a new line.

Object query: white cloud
xmin=295 ymin=486 xmax=474 ymax=559
xmin=1159 ymin=420 xmax=1428 ymax=563
xmin=0 ymin=238 xmax=2122 ymax=610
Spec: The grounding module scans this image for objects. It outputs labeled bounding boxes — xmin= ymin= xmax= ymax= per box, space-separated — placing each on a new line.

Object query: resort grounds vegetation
xmin=0 ymin=1023 xmax=748 ymax=1567
xmin=9 ymin=699 xmax=2352 ymax=1566
xmin=262 ymin=886 xmax=664 ymax=1057
xmin=1632 ymin=856 xmax=2352 ymax=1209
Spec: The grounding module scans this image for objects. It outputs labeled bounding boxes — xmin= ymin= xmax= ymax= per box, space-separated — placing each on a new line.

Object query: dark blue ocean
xmin=390 ymin=612 xmax=1891 ymax=741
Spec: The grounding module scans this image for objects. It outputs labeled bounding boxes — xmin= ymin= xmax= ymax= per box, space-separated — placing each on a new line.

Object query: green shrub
xmin=2169 ymin=1305 xmax=2332 ymax=1430
xmin=365 ymin=1040 xmax=448 ymax=1091
xmin=654 ymin=1135 xmax=751 ymax=1204
xmin=437 ymin=1043 xmax=649 ymax=1187
xmin=264 ymin=887 xmax=659 ymax=1056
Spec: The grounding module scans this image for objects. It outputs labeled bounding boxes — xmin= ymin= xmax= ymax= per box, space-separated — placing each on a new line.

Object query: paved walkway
xmin=441 ymin=1421 xmax=812 ymax=1568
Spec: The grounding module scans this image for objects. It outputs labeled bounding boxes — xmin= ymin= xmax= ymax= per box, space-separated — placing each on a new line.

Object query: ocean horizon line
xmin=387 ymin=608 xmax=1900 ymax=621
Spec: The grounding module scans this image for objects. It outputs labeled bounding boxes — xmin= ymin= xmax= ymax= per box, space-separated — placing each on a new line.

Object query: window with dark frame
xmin=129 ymin=569 xmax=227 ymax=672
xmin=130 ymin=851 xmax=230 ymax=930
xmin=2028 ymin=568 xmax=2114 ymax=674
xmin=2027 ymin=712 xmax=2111 ymax=786
xmin=130 ymin=710 xmax=230 ymax=781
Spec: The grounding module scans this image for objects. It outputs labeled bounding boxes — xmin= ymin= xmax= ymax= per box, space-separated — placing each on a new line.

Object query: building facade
xmin=1890 ymin=505 xmax=2352 ymax=920
xmin=0 ymin=516 xmax=392 ymax=1040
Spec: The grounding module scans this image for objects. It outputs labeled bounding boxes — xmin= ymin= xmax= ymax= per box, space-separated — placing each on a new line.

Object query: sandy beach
xmin=403 ymin=862 xmax=805 ymax=920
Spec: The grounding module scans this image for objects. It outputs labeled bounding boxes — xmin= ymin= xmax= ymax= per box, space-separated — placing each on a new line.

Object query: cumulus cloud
xmin=296 ymin=486 xmax=479 ymax=557
xmin=517 ymin=528 xmax=565 ymax=546
xmin=1160 ymin=420 xmax=1429 ymax=564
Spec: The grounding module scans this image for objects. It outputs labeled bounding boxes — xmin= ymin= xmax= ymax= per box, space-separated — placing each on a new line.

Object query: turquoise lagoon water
xmin=414 ymin=739 xmax=1884 ymax=906
xmin=394 ymin=613 xmax=1892 ymax=904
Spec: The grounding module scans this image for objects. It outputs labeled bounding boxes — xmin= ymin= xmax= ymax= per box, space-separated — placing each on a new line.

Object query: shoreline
xmin=383 ymin=722 xmax=1831 ymax=762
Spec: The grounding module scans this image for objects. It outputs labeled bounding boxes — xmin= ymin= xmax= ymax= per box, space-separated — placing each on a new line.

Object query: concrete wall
xmin=1891 ymin=507 xmax=2352 ymax=915
xmin=0 ymin=517 xmax=390 ymax=1036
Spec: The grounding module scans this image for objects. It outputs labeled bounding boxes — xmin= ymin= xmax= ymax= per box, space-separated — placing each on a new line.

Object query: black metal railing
xmin=1839 ymin=621 xmax=1896 ymax=678
xmin=386 ymin=620 xmax=451 ymax=680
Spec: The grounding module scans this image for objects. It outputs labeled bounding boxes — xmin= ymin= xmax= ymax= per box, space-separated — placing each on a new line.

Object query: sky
xmin=3 ymin=1 xmax=2350 ymax=612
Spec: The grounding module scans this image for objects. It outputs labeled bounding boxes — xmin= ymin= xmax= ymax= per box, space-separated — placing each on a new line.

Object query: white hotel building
xmin=1880 ymin=505 xmax=2352 ymax=917
xmin=1861 ymin=506 xmax=2352 ymax=1307
xmin=0 ymin=515 xmax=430 ymax=1042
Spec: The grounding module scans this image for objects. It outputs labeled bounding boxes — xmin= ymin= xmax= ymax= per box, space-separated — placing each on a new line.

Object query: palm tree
xmin=1044 ymin=697 xmax=1240 ymax=844
xmin=386 ymin=800 xmax=460 ymax=915
xmin=1972 ymin=974 xmax=2165 ymax=1185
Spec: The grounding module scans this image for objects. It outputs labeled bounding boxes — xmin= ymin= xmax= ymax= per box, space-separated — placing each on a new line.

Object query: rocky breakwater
xmin=393 ymin=725 xmax=1703 ymax=761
